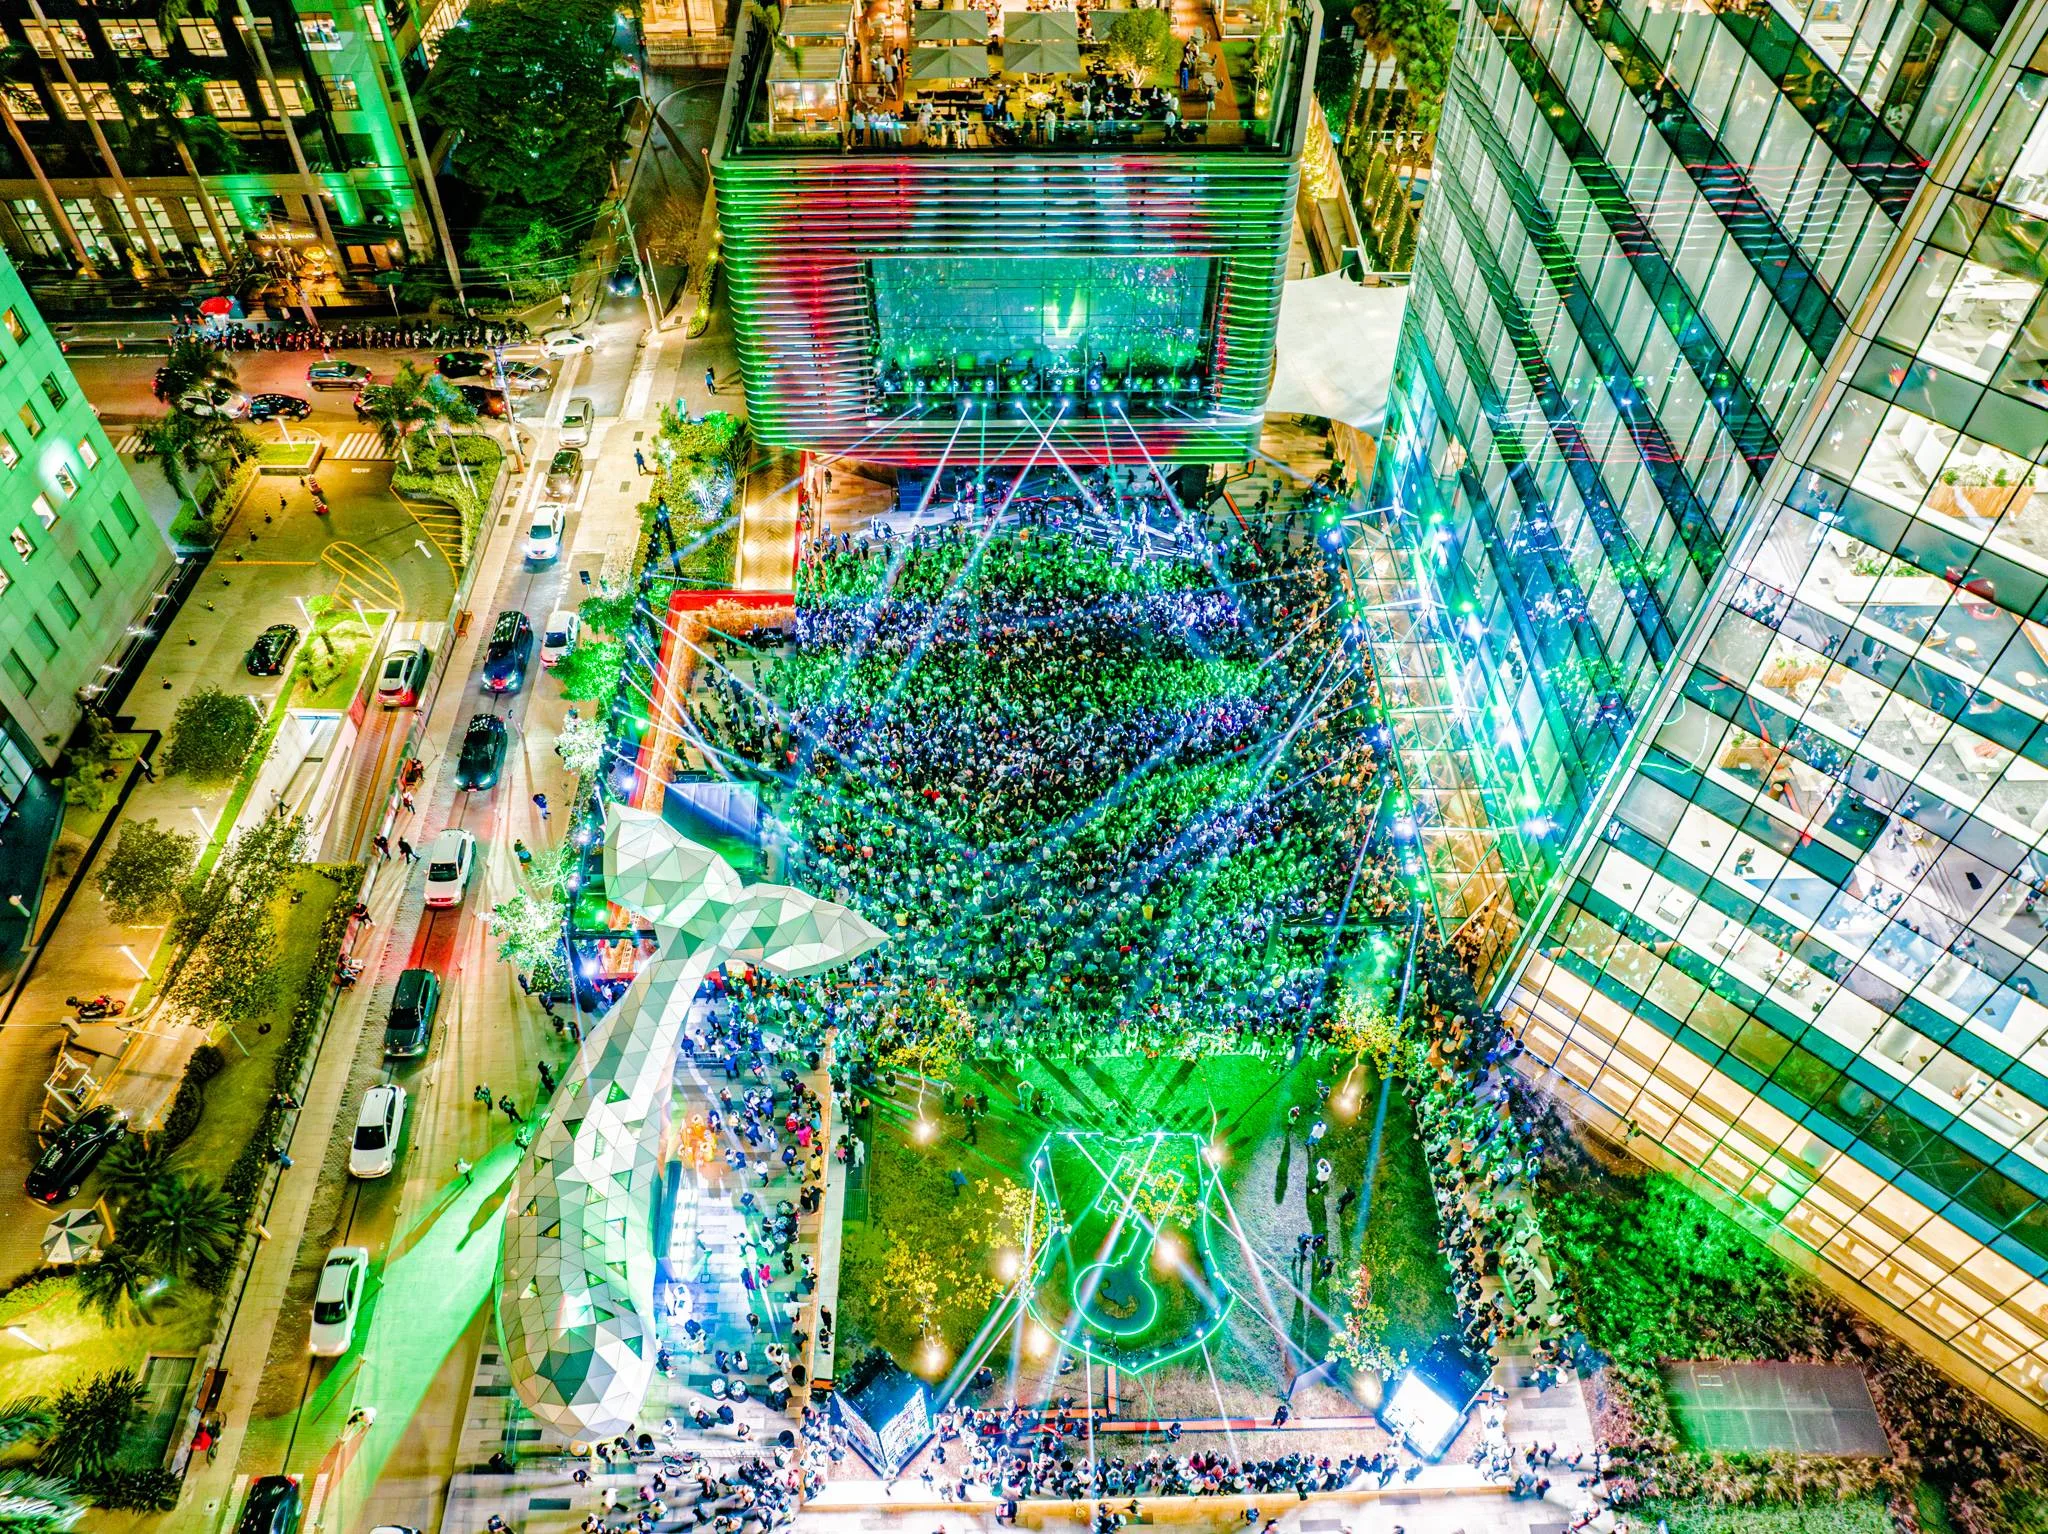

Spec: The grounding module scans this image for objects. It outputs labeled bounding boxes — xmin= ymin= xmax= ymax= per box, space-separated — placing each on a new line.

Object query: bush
xmin=83 ymin=1464 xmax=180 ymax=1511
xmin=186 ymin=1043 xmax=226 ymax=1083
xmin=161 ymin=1078 xmax=204 ymax=1145
xmin=96 ymin=817 xmax=199 ymax=926
xmin=161 ymin=688 xmax=262 ymax=784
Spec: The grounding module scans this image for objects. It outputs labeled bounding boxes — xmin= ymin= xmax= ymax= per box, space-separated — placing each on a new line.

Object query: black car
xmin=456 ymin=383 xmax=507 ymax=418
xmin=248 ymin=392 xmax=312 ymax=421
xmin=247 ymin=622 xmax=300 ymax=676
xmin=607 ymin=261 xmax=641 ymax=297
xmin=236 ymin=1474 xmax=302 ymax=1534
xmin=436 ymin=350 xmax=491 ymax=380
xmin=26 ymin=1104 xmax=125 ymax=1203
xmin=455 ymin=713 xmax=508 ymax=790
xmin=481 ymin=610 xmax=533 ymax=693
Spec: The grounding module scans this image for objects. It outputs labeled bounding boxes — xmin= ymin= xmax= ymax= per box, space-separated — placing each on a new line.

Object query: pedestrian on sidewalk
xmin=533 ymin=792 xmax=550 ymax=820
xmin=373 ymin=833 xmax=391 ymax=859
xmin=456 ymin=1157 xmax=473 ymax=1185
xmin=475 ymin=1082 xmax=492 ymax=1105
xmin=500 ymin=1094 xmax=519 ymax=1121
xmin=138 ymin=756 xmax=156 ymax=782
xmin=635 ymin=448 xmax=649 ymax=474
xmin=398 ymin=837 xmax=417 ymax=864
xmin=539 ymin=1061 xmax=556 ymax=1095
xmin=401 ymin=789 xmax=415 ymax=814
xmin=705 ymin=366 xmax=717 ymax=395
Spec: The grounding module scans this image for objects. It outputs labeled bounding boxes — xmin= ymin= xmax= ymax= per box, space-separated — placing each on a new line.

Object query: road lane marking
xmin=332 ymin=432 xmax=391 ymax=460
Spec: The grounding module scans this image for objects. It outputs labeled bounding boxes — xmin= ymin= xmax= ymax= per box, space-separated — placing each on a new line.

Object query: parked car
xmin=526 ymin=501 xmax=565 ymax=563
xmin=502 ymin=360 xmax=552 ymax=394
xmin=558 ymin=397 xmax=594 ymax=449
xmin=307 ymin=360 xmax=371 ymax=390
xmin=455 ymin=713 xmax=509 ymax=789
xmin=435 ymin=351 xmax=490 ymax=380
xmin=179 ymin=384 xmax=248 ymax=419
xmin=237 ymin=1476 xmax=302 ymax=1534
xmin=545 ymin=448 xmax=583 ymax=498
xmin=375 ymin=642 xmax=431 ymax=707
xmin=540 ymin=330 xmax=593 ymax=358
xmin=456 ymin=384 xmax=507 ymax=418
xmin=542 ymin=609 xmax=580 ymax=668
xmin=383 ymin=968 xmax=440 ymax=1058
xmin=247 ymin=622 xmax=300 ymax=676
xmin=348 ymin=1085 xmax=407 ymax=1179
xmin=481 ymin=610 xmax=533 ymax=693
xmin=422 ymin=828 xmax=476 ymax=908
xmin=24 ymin=1104 xmax=125 ymax=1203
xmin=307 ymin=1245 xmax=369 ymax=1356
xmin=248 ymin=392 xmax=312 ymax=421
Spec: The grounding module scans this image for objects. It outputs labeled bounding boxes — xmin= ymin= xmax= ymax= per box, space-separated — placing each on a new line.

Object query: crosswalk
xmin=112 ymin=429 xmax=389 ymax=460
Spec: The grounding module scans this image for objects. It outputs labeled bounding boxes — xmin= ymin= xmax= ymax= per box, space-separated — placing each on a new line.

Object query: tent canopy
xmin=769 ymin=43 xmax=847 ymax=81
xmin=913 ymin=8 xmax=990 ymax=41
xmin=910 ymin=43 xmax=991 ymax=78
xmin=781 ymin=2 xmax=852 ymax=39
xmin=1005 ymin=9 xmax=1079 ymax=39
xmin=1003 ymin=38 xmax=1083 ymax=73
xmin=1264 ymin=272 xmax=1408 ymax=431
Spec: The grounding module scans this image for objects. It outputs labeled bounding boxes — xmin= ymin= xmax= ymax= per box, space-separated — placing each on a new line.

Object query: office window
xmin=69 ymin=550 xmax=99 ymax=596
xmin=90 ymin=523 xmax=118 ymax=564
xmin=31 ymin=495 xmax=54 ymax=528
xmin=111 ymin=494 xmax=139 ymax=537
xmin=204 ymin=81 xmax=250 ymax=118
xmin=5 ymin=201 xmax=53 ymax=258
xmin=254 ymin=78 xmax=307 ymax=115
xmin=40 ymin=375 xmax=64 ymax=412
xmin=181 ymin=198 xmax=221 ymax=257
xmin=3 ymin=310 xmax=27 ymax=346
xmin=77 ymin=438 xmax=96 ymax=470
xmin=329 ymin=76 xmax=360 ymax=110
xmin=10 ymin=526 xmax=32 ymax=562
xmin=22 ymin=614 xmax=56 ymax=662
xmin=17 ymin=403 xmax=41 ymax=440
xmin=47 ymin=582 xmax=78 ymax=629
xmin=0 ymin=435 xmax=18 ymax=470
xmin=2 ymin=86 xmax=46 ymax=123
xmin=103 ymin=19 xmax=167 ymax=55
xmin=59 ymin=201 xmax=115 ymax=264
xmin=300 ymin=12 xmax=343 ymax=48
xmin=120 ymin=197 xmax=183 ymax=254
xmin=180 ymin=18 xmax=226 ymax=52
xmin=50 ymin=467 xmax=73 ymax=500
xmin=1 ymin=649 xmax=34 ymax=697
xmin=52 ymin=84 xmax=122 ymax=121
xmin=29 ymin=21 xmax=92 ymax=59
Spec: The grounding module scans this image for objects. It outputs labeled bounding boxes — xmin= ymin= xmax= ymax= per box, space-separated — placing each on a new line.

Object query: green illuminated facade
xmin=1369 ymin=0 xmax=2048 ymax=1430
xmin=0 ymin=0 xmax=441 ymax=286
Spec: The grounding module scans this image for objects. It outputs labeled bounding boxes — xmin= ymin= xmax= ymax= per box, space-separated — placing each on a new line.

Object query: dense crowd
xmin=699 ymin=505 xmax=1390 ymax=1060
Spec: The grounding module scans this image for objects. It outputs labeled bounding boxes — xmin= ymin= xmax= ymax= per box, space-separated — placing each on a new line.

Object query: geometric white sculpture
xmin=497 ymin=804 xmax=886 ymax=1439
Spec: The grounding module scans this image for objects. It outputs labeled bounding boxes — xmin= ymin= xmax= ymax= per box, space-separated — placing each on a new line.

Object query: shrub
xmin=185 ymin=1043 xmax=226 ymax=1083
xmin=83 ymin=1464 xmax=180 ymax=1511
xmin=160 ymin=1078 xmax=204 ymax=1145
xmin=161 ymin=687 xmax=262 ymax=784
xmin=96 ymin=818 xmax=199 ymax=926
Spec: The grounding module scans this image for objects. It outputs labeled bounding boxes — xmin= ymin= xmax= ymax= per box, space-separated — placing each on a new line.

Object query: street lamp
xmin=614 ymin=82 xmax=721 ymax=331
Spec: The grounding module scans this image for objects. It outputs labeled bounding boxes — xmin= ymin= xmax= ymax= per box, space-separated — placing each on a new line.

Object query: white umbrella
xmin=42 ymin=1206 xmax=105 ymax=1264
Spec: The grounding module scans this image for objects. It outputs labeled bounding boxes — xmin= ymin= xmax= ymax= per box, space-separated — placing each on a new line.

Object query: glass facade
xmin=1372 ymin=0 xmax=2048 ymax=1428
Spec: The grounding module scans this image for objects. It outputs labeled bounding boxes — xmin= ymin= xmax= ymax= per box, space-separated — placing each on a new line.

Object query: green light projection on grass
xmin=1024 ymin=1130 xmax=1233 ymax=1375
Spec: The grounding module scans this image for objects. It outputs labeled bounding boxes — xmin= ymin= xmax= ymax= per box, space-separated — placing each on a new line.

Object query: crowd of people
xmin=701 ymin=502 xmax=1388 ymax=1064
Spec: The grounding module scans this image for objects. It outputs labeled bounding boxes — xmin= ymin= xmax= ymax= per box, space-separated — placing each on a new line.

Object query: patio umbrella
xmin=1003 ymin=38 xmax=1083 ymax=73
xmin=913 ymin=8 xmax=990 ymax=41
xmin=42 ymin=1206 xmax=105 ymax=1265
xmin=910 ymin=44 xmax=992 ymax=79
xmin=1005 ymin=10 xmax=1078 ymax=40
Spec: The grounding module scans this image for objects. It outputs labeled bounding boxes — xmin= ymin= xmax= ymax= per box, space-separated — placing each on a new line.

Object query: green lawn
xmin=0 ymin=1280 xmax=215 ymax=1406
xmin=171 ymin=869 xmax=341 ymax=1176
xmin=841 ymin=1049 xmax=1455 ymax=1407
xmin=1633 ymin=1500 xmax=1895 ymax=1534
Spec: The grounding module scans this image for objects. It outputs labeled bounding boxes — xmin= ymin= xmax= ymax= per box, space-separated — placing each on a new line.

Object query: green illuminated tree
xmin=0 ymin=1469 xmax=86 ymax=1532
xmin=95 ymin=818 xmax=198 ymax=926
xmin=35 ymin=1372 xmax=144 ymax=1480
xmin=71 ymin=1252 xmax=159 ymax=1329
xmin=124 ymin=1173 xmax=238 ymax=1282
xmin=160 ymin=687 xmax=260 ymax=784
xmin=556 ymin=713 xmax=610 ymax=778
xmin=554 ymin=632 xmax=627 ymax=713
xmin=1099 ymin=7 xmax=1175 ymax=83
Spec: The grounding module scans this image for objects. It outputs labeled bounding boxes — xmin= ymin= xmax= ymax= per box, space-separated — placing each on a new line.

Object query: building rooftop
xmin=722 ymin=0 xmax=1316 ymax=155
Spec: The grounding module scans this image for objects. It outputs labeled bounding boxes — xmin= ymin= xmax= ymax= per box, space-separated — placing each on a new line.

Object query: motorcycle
xmin=68 ymin=993 xmax=125 ymax=1019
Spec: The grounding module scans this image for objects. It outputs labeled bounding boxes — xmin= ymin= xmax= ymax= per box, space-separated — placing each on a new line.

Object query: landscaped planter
xmin=255 ymin=442 xmax=324 ymax=476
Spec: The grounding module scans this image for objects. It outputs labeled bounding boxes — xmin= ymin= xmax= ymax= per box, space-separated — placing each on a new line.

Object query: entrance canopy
xmin=1264 ymin=272 xmax=1408 ymax=432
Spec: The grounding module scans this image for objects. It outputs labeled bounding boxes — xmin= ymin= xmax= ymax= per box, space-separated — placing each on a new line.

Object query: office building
xmin=1367 ymin=0 xmax=2048 ymax=1430
xmin=708 ymin=0 xmax=1318 ymax=464
xmin=0 ymin=0 xmax=448 ymax=294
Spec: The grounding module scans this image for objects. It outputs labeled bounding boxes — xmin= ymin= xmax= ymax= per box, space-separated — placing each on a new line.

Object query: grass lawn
xmin=290 ymin=614 xmax=381 ymax=711
xmin=256 ymin=441 xmax=322 ymax=475
xmin=0 ymin=1280 xmax=215 ymax=1405
xmin=1633 ymin=1501 xmax=1895 ymax=1534
xmin=841 ymin=1048 xmax=1454 ymax=1414
xmin=170 ymin=868 xmax=341 ymax=1175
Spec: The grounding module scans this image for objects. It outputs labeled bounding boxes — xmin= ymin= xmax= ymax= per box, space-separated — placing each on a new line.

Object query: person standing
xmin=704 ymin=366 xmax=718 ymax=395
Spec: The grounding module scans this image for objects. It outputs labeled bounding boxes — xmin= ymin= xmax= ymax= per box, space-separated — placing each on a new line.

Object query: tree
xmin=555 ymin=713 xmax=610 ymax=778
xmin=160 ymin=687 xmax=261 ymax=783
xmin=360 ymin=361 xmax=474 ymax=470
xmin=1098 ymin=7 xmax=1175 ymax=82
xmin=163 ymin=814 xmax=306 ymax=1025
xmin=124 ymin=1173 xmax=238 ymax=1281
xmin=70 ymin=1251 xmax=159 ymax=1329
xmin=95 ymin=819 xmax=198 ymax=926
xmin=464 ymin=204 xmax=577 ymax=298
xmin=0 ymin=1402 xmax=51 ymax=1448
xmin=97 ymin=1132 xmax=174 ymax=1211
xmin=1347 ymin=0 xmax=1396 ymax=141
xmin=127 ymin=59 xmax=237 ymax=255
xmin=153 ymin=337 xmax=238 ymax=412
xmin=422 ymin=0 xmax=622 ymax=215
xmin=0 ymin=1470 xmax=86 ymax=1533
xmin=488 ymin=869 xmax=568 ymax=995
xmin=553 ymin=633 xmax=626 ymax=711
xmin=35 ymin=1372 xmax=144 ymax=1481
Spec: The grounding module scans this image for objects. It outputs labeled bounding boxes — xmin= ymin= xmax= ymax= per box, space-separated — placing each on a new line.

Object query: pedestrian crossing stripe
xmin=332 ymin=431 xmax=390 ymax=460
xmin=115 ymin=434 xmax=142 ymax=454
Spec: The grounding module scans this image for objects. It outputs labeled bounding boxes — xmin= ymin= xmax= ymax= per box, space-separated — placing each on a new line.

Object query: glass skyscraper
xmin=1371 ymin=0 xmax=2048 ymax=1429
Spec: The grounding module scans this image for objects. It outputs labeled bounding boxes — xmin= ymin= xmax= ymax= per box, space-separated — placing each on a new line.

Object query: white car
xmin=502 ymin=361 xmax=553 ymax=394
xmin=307 ymin=1246 xmax=369 ymax=1356
xmin=542 ymin=609 xmax=580 ymax=668
xmin=540 ymin=330 xmax=593 ymax=358
xmin=526 ymin=501 xmax=565 ymax=563
xmin=558 ymin=396 xmax=594 ymax=449
xmin=347 ymin=1085 xmax=407 ymax=1179
xmin=178 ymin=385 xmax=249 ymax=419
xmin=421 ymin=828 xmax=476 ymax=908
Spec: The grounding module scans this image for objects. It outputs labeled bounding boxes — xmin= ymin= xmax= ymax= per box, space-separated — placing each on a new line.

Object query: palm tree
xmin=97 ymin=1131 xmax=174 ymax=1212
xmin=136 ymin=412 xmax=202 ymax=501
xmin=0 ymin=1399 xmax=51 ymax=1447
xmin=0 ymin=1470 xmax=85 ymax=1532
xmin=1345 ymin=0 xmax=1394 ymax=146
xmin=156 ymin=336 xmax=238 ymax=407
xmin=365 ymin=362 xmax=474 ymax=470
xmin=37 ymin=1371 xmax=143 ymax=1483
xmin=125 ymin=1173 xmax=238 ymax=1279
xmin=129 ymin=59 xmax=235 ymax=263
xmin=71 ymin=1245 xmax=159 ymax=1326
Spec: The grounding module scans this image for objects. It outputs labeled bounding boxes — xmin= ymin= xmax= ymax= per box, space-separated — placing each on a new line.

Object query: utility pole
xmin=361 ymin=2 xmax=467 ymax=313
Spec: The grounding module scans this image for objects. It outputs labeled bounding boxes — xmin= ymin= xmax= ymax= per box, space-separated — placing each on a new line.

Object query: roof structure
xmin=497 ymin=805 xmax=886 ymax=1439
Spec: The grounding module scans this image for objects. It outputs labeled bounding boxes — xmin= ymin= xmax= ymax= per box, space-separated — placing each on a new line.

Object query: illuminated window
xmin=180 ymin=19 xmax=227 ymax=53
xmin=76 ymin=438 xmax=96 ymax=469
xmin=255 ymin=77 xmax=307 ymax=115
xmin=17 ymin=403 xmax=41 ymax=440
xmin=40 ymin=375 xmax=65 ymax=411
xmin=329 ymin=76 xmax=361 ymax=110
xmin=29 ymin=21 xmax=92 ymax=59
xmin=9 ymin=526 xmax=32 ymax=561
xmin=205 ymin=81 xmax=250 ymax=118
xmin=2 ymin=86 xmax=46 ymax=123
xmin=6 ymin=202 xmax=54 ymax=257
xmin=0 ymin=435 xmax=18 ymax=470
xmin=50 ymin=467 xmax=74 ymax=498
xmin=3 ymin=310 xmax=26 ymax=347
xmin=103 ymin=19 xmax=167 ymax=55
xmin=51 ymin=84 xmax=122 ymax=121
xmin=300 ymin=12 xmax=343 ymax=48
xmin=31 ymin=494 xmax=55 ymax=527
